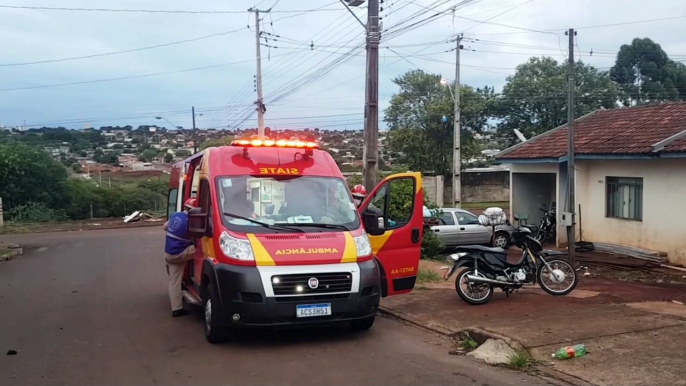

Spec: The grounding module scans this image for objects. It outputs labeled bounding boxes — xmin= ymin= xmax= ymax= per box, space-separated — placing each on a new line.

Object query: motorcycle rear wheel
xmin=455 ymin=269 xmax=494 ymax=305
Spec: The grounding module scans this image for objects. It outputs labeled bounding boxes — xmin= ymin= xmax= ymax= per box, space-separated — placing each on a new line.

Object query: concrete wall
xmin=422 ymin=175 xmax=444 ymax=207
xmin=461 ymin=171 xmax=510 ymax=203
xmin=436 ymin=171 xmax=510 ymax=206
xmin=576 ymin=159 xmax=686 ymax=266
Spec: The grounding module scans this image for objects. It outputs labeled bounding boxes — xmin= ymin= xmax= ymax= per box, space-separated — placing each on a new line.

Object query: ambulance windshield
xmin=217 ymin=176 xmax=360 ymax=232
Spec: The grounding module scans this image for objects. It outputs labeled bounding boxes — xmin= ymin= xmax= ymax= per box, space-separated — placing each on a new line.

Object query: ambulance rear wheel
xmin=203 ymin=283 xmax=230 ymax=344
xmin=350 ymin=314 xmax=376 ymax=331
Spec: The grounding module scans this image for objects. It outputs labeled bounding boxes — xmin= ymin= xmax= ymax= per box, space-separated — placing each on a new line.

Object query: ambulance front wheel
xmin=203 ymin=283 xmax=230 ymax=344
xmin=350 ymin=314 xmax=376 ymax=331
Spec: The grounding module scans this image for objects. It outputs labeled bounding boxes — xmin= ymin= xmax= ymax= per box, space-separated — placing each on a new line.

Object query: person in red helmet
xmin=163 ymin=197 xmax=198 ymax=317
xmin=351 ymin=184 xmax=367 ymax=207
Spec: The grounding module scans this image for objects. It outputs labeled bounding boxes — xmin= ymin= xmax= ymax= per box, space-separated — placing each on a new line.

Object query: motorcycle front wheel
xmin=455 ymin=269 xmax=494 ymax=305
xmin=537 ymin=259 xmax=578 ymax=296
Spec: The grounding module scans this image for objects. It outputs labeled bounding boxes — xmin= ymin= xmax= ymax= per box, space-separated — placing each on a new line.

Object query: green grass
xmin=461 ymin=201 xmax=510 ymax=210
xmin=416 ymin=268 xmax=442 ymax=284
xmin=459 ymin=331 xmax=479 ymax=351
xmin=507 ymin=350 xmax=533 ymax=370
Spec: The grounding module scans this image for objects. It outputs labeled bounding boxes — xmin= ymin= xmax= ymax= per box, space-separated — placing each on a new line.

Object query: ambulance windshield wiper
xmin=289 ymin=223 xmax=350 ymax=231
xmin=222 ymin=212 xmax=304 ymax=232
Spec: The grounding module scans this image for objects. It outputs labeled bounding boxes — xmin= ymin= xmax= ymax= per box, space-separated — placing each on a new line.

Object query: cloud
xmin=0 ymin=0 xmax=684 ymax=130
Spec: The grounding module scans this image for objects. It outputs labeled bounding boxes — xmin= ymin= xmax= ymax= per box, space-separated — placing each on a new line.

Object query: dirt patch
xmin=529 ymin=325 xmax=686 ymax=386
xmin=587 ymin=264 xmax=686 ymax=284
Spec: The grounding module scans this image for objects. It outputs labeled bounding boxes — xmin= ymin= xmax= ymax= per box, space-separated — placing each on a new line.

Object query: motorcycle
xmin=444 ymin=226 xmax=578 ymax=305
xmin=532 ymin=204 xmax=556 ymax=243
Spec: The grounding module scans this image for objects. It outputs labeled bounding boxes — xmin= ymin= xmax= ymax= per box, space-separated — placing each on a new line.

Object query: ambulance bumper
xmin=211 ymin=260 xmax=381 ymax=327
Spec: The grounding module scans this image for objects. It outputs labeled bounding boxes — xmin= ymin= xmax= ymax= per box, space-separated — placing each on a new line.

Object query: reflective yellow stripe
xmin=369 ymin=230 xmax=393 ymax=255
xmin=341 ymin=232 xmax=358 ymax=263
xmin=246 ymin=234 xmax=275 ymax=266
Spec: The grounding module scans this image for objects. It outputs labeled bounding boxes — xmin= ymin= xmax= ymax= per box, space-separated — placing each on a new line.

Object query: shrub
xmin=421 ymin=226 xmax=444 ymax=260
xmin=7 ymin=202 xmax=67 ymax=223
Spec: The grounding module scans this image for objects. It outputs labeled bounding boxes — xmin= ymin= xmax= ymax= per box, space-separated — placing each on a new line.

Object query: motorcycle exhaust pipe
xmin=466 ymin=275 xmax=512 ymax=286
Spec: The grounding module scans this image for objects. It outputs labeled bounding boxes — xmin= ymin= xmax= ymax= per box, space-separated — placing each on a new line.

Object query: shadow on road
xmin=185 ymin=306 xmax=376 ymax=349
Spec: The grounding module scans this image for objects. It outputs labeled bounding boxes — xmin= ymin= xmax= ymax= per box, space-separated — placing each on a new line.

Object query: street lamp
xmin=155 ymin=116 xmax=183 ymax=132
xmin=440 ymin=78 xmax=456 ymax=103
xmin=156 ymin=116 xmax=191 ymax=147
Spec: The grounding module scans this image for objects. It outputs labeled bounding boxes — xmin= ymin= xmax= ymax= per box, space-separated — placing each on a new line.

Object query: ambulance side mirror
xmin=362 ymin=210 xmax=384 ymax=236
xmin=187 ymin=207 xmax=209 ymax=238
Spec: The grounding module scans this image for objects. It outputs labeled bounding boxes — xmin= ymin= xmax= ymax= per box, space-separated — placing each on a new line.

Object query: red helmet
xmin=351 ymin=184 xmax=367 ymax=199
xmin=184 ymin=197 xmax=198 ymax=209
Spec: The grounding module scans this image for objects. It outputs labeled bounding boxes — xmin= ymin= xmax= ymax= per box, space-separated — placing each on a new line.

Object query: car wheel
xmin=203 ymin=283 xmax=230 ymax=344
xmin=493 ymin=232 xmax=510 ymax=249
xmin=350 ymin=314 xmax=376 ymax=331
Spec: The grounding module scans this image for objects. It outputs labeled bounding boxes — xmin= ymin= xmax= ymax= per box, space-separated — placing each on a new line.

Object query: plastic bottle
xmin=552 ymin=344 xmax=587 ymax=359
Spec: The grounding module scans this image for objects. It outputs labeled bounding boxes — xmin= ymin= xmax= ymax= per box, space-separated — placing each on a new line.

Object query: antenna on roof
xmin=513 ymin=129 xmax=527 ymax=143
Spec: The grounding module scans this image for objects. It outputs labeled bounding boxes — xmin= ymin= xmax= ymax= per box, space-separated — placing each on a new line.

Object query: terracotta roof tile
xmin=497 ymin=102 xmax=686 ymax=159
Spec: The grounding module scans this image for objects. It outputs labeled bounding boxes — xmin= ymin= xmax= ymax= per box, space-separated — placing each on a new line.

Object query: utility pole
xmin=249 ymin=7 xmax=266 ymax=139
xmin=192 ymin=106 xmax=197 ymax=154
xmin=453 ymin=35 xmax=463 ymax=208
xmin=362 ymin=0 xmax=380 ymax=191
xmin=566 ymin=28 xmax=577 ymax=267
xmin=0 ymin=197 xmax=4 ymax=227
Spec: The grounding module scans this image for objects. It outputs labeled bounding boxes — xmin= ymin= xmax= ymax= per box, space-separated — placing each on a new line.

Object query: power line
xmin=217 ymin=6 xmax=359 ymax=128
xmin=0 ymin=54 xmax=294 ymax=92
xmin=0 ymin=3 xmax=341 ymax=14
xmin=460 ymin=0 xmax=536 ymax=33
xmin=0 ymin=27 xmax=248 ymax=67
xmin=474 ymin=15 xmax=686 ymax=36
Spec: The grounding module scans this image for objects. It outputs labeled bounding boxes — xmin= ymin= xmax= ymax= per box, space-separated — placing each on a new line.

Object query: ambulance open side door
xmin=360 ymin=172 xmax=424 ymax=296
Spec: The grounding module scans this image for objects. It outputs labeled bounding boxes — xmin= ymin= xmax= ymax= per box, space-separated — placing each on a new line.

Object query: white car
xmin=428 ymin=208 xmax=513 ymax=248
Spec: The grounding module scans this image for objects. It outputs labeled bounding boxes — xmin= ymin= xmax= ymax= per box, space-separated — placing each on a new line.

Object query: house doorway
xmin=511 ymin=172 xmax=556 ymax=230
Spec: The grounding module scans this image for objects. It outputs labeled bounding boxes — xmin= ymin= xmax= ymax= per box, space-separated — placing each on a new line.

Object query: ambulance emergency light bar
xmin=230 ymin=139 xmax=319 ymax=149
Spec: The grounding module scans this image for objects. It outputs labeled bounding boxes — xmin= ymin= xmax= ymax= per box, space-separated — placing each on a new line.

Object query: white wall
xmin=576 ymin=159 xmax=686 ymax=266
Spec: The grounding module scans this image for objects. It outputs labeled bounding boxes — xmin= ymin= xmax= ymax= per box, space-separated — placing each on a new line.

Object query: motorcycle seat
xmin=454 ymin=245 xmax=506 ymax=254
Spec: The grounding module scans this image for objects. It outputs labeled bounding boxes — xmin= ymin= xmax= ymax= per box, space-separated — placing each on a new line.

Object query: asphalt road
xmin=1 ymin=228 xmax=559 ymax=386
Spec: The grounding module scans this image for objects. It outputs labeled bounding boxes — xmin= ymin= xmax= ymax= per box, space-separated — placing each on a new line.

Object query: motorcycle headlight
xmin=219 ymin=231 xmax=254 ymax=261
xmin=353 ymin=233 xmax=372 ymax=258
xmin=449 ymin=252 xmax=468 ymax=261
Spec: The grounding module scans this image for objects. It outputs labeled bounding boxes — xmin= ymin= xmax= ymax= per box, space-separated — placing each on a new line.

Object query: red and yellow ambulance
xmin=168 ymin=137 xmax=423 ymax=343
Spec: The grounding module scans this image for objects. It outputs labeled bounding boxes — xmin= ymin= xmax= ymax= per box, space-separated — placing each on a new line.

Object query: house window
xmin=606 ymin=177 xmax=643 ymax=221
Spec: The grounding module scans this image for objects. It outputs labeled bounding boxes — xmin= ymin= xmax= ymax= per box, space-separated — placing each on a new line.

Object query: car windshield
xmin=216 ymin=175 xmax=360 ymax=233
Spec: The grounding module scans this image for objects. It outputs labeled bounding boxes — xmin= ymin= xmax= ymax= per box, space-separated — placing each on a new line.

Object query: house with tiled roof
xmin=496 ymin=102 xmax=686 ymax=266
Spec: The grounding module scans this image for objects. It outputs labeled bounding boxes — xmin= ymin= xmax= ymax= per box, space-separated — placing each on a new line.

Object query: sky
xmin=1 ymin=0 xmax=685 ymax=131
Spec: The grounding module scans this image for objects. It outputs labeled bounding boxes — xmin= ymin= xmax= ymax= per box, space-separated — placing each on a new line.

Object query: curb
xmin=0 ymin=247 xmax=23 ymax=262
xmin=378 ymin=305 xmax=457 ymax=336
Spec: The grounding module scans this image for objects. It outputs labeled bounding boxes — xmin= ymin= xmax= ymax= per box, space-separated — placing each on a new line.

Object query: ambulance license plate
xmin=296 ymin=303 xmax=331 ymax=318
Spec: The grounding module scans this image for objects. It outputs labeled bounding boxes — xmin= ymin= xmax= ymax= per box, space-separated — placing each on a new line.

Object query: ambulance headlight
xmin=219 ymin=231 xmax=254 ymax=261
xmin=354 ymin=233 xmax=372 ymax=258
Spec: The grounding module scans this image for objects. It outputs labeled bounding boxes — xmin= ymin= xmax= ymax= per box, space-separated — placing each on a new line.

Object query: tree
xmin=610 ymin=38 xmax=686 ymax=105
xmin=164 ymin=153 xmax=174 ymax=163
xmin=384 ymin=70 xmax=492 ymax=176
xmin=495 ymin=57 xmax=621 ymax=146
xmin=0 ymin=143 xmax=69 ymax=212
xmin=140 ymin=149 xmax=158 ymax=162
xmin=175 ymin=149 xmax=192 ymax=157
xmin=200 ymin=135 xmax=234 ymax=150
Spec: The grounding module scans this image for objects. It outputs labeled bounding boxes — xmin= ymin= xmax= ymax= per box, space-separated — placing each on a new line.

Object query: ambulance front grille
xmin=271 ymin=272 xmax=352 ymax=296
